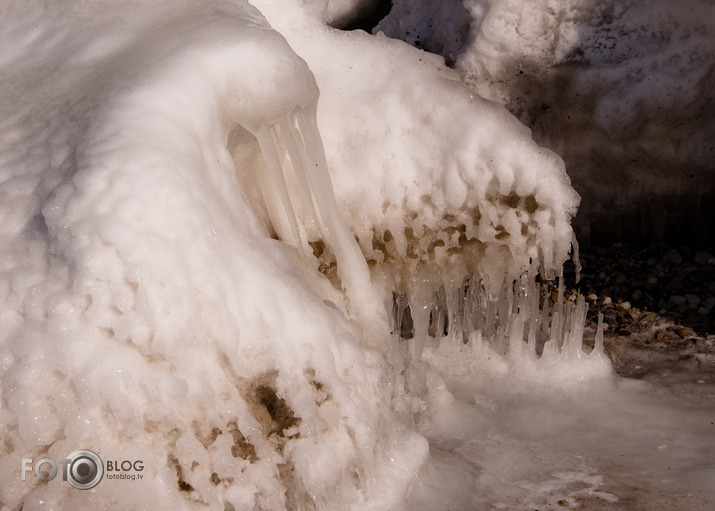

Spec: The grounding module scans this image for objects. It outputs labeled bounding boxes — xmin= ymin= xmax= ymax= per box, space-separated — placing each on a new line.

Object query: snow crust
xmin=0 ymin=1 xmax=712 ymax=510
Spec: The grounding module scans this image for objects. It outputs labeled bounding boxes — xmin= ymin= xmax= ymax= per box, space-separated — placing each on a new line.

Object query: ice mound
xmin=256 ymin=0 xmax=601 ymax=377
xmin=376 ymin=0 xmax=715 ymax=243
xmin=0 ymin=2 xmax=424 ymax=509
xmin=255 ymin=1 xmax=581 ymax=293
xmin=1 ymin=1 xmax=613 ymax=510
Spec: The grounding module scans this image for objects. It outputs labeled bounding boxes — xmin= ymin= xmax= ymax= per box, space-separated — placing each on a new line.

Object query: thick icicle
xmin=252 ymin=104 xmax=384 ymax=326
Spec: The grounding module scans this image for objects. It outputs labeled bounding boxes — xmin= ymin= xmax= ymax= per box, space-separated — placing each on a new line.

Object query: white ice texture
xmin=0 ymin=1 xmax=713 ymax=510
xmin=378 ymin=0 xmax=715 ymax=232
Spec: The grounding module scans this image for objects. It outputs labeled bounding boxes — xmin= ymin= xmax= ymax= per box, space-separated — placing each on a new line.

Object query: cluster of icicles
xmin=253 ymin=106 xmax=380 ymax=318
xmin=257 ymin=111 xmax=607 ymax=375
xmin=392 ymin=273 xmax=608 ymax=370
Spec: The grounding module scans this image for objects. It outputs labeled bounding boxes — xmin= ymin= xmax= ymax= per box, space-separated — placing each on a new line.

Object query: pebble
xmin=685 ymin=293 xmax=701 ymax=306
xmin=677 ymin=326 xmax=692 ymax=338
xmin=698 ymin=297 xmax=715 ymax=315
xmin=669 ymin=295 xmax=687 ymax=306
xmin=662 ymin=249 xmax=683 ymax=265
xmin=694 ymin=251 xmax=714 ymax=265
xmin=562 ymin=242 xmax=714 ymax=335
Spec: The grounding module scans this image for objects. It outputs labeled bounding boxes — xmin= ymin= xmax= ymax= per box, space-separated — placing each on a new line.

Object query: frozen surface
xmin=0 ymin=0 xmax=713 ymax=510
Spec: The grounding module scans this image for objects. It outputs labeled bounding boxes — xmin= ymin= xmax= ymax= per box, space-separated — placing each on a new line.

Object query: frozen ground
xmin=1 ymin=1 xmax=713 ymax=510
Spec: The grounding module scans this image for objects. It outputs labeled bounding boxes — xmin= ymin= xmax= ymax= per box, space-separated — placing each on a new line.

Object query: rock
xmin=647 ymin=276 xmax=658 ymax=285
xmin=674 ymin=304 xmax=689 ymax=315
xmin=679 ymin=246 xmax=694 ymax=262
xmin=684 ymin=293 xmax=701 ymax=306
xmin=669 ymin=295 xmax=687 ymax=306
xmin=677 ymin=326 xmax=693 ymax=338
xmin=698 ymin=297 xmax=715 ymax=315
xmin=632 ymin=290 xmax=643 ymax=301
xmin=662 ymin=249 xmax=683 ymax=265
xmin=618 ymin=301 xmax=632 ymax=310
xmin=602 ymin=296 xmax=612 ymax=305
xmin=694 ymin=251 xmax=714 ymax=265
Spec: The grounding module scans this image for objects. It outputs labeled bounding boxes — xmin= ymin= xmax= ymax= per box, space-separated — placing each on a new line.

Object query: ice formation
xmin=3 ymin=1 xmax=712 ymax=510
xmin=377 ymin=0 xmax=715 ymax=243
xmin=0 ymin=2 xmax=424 ymax=509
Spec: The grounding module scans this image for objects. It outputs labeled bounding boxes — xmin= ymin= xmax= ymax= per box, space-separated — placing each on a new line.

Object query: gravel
xmin=544 ymin=242 xmax=715 ymax=378
xmin=561 ymin=242 xmax=715 ymax=336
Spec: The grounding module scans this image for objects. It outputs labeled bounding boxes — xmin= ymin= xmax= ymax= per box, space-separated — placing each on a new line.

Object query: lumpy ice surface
xmin=1 ymin=1 xmax=712 ymax=510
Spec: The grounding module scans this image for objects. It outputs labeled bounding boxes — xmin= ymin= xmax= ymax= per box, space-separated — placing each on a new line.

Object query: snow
xmin=378 ymin=0 xmax=715 ymax=244
xmin=0 ymin=0 xmax=713 ymax=510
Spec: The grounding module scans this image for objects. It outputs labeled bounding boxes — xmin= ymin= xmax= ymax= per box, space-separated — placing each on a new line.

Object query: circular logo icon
xmin=65 ymin=449 xmax=103 ymax=490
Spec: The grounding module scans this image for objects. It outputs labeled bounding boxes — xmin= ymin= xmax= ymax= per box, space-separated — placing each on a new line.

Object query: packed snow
xmin=0 ymin=1 xmax=713 ymax=510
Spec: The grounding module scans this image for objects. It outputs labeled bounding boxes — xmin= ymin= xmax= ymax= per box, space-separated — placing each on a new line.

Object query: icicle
xmin=526 ymin=318 xmax=537 ymax=357
xmin=393 ymin=293 xmax=411 ymax=339
xmin=484 ymin=293 xmax=497 ymax=341
xmin=255 ymin=124 xmax=303 ymax=249
xmin=444 ymin=277 xmax=464 ymax=342
xmin=571 ymin=233 xmax=582 ymax=283
xmin=279 ymin=115 xmax=319 ymax=226
xmin=293 ymin=106 xmax=383 ymax=320
xmin=562 ymin=295 xmax=587 ymax=360
xmin=254 ymin=103 xmax=385 ymax=325
xmin=592 ymin=311 xmax=605 ymax=356
xmin=428 ymin=285 xmax=447 ymax=339
xmin=409 ymin=283 xmax=432 ymax=361
xmin=507 ymin=313 xmax=524 ymax=356
xmin=554 ymin=275 xmax=565 ymax=348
